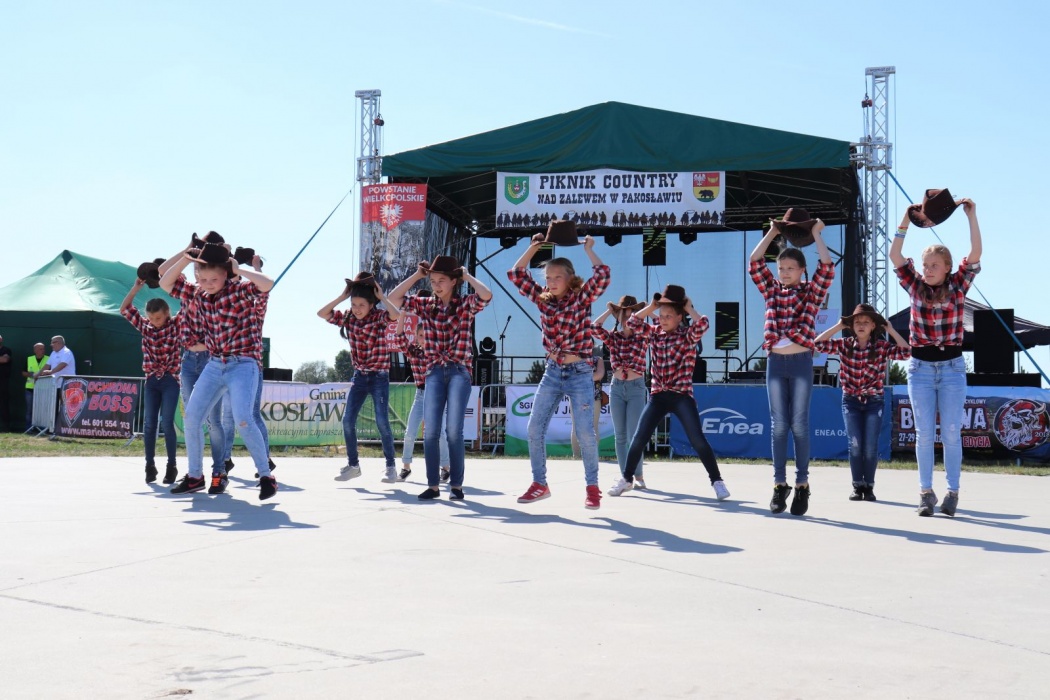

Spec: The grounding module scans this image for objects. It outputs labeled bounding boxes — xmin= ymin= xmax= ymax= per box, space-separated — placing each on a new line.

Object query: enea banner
xmin=361 ymin=184 xmax=428 ymax=292
xmin=891 ymin=385 xmax=1050 ymax=461
xmin=55 ymin=377 xmax=141 ymax=439
xmin=504 ymin=385 xmax=615 ymax=457
xmin=496 ymin=170 xmax=726 ymax=229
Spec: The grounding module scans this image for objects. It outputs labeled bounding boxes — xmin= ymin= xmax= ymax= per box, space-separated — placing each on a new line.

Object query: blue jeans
xmin=219 ymin=372 xmax=268 ymax=462
xmin=143 ymin=373 xmax=180 ymax=467
xmin=423 ymin=363 xmax=471 ymax=487
xmin=624 ymin=391 xmax=722 ymax=483
xmin=908 ymin=356 xmax=967 ymax=491
xmin=403 ymin=385 xmax=449 ymax=467
xmin=342 ymin=370 xmax=395 ymax=468
xmin=180 ymin=350 xmax=225 ymax=470
xmin=527 ymin=359 xmax=599 ymax=486
xmin=766 ymin=351 xmax=814 ymax=484
xmin=184 ymin=357 xmax=271 ymax=479
xmin=611 ymin=376 xmax=647 ymax=477
xmin=842 ymin=394 xmax=884 ymax=487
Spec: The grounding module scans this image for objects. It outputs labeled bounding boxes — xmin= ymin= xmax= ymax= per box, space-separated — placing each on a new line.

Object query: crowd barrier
xmin=28 ymin=376 xmax=58 ymax=434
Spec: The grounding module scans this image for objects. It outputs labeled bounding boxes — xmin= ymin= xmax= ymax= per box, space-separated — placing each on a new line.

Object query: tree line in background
xmin=293 ymin=350 xmax=353 ymax=384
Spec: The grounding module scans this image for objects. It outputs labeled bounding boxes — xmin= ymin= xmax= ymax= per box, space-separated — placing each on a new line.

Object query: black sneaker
xmin=863 ymin=486 xmax=877 ymax=502
xmin=398 ymin=467 xmax=411 ymax=482
xmin=770 ymin=484 xmax=792 ymax=514
xmin=440 ymin=468 xmax=450 ymax=483
xmin=940 ymin=491 xmax=959 ymax=517
xmin=163 ymin=465 xmax=178 ymax=484
xmin=255 ymin=458 xmax=277 ymax=479
xmin=145 ymin=464 xmax=158 ymax=484
xmin=259 ymin=476 xmax=278 ymax=501
xmin=849 ymin=485 xmax=865 ymax=501
xmin=450 ymin=487 xmax=465 ymax=501
xmin=224 ymin=458 xmax=235 ymax=475
xmin=170 ymin=475 xmax=205 ymax=494
xmin=917 ymin=490 xmax=938 ymax=517
xmin=208 ymin=471 xmax=229 ymax=495
xmin=418 ymin=488 xmax=441 ymax=501
xmin=790 ymin=484 xmax=811 ymax=516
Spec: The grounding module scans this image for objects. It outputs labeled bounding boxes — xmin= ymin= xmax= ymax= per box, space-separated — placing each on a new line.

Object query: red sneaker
xmin=517 ymin=482 xmax=551 ymax=503
xmin=585 ymin=485 xmax=601 ymax=510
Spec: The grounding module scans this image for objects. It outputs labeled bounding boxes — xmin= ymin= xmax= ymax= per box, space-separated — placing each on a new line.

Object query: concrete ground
xmin=1 ymin=455 xmax=1048 ymax=699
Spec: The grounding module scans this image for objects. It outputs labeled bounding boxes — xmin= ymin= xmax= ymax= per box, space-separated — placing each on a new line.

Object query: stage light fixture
xmin=680 ymin=232 xmax=697 ymax=245
xmin=606 ymin=233 xmax=622 ymax=246
xmin=374 ymin=116 xmax=385 ymax=126
xmin=500 ymin=235 xmax=517 ymax=249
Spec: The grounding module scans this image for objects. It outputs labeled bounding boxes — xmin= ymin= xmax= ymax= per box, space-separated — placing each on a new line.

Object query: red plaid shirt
xmin=396 ymin=333 xmax=427 ymax=388
xmin=750 ymin=260 xmax=835 ymax=350
xmin=509 ymin=265 xmax=611 ymax=361
xmin=176 ymin=275 xmax=206 ymax=349
xmin=121 ymin=306 xmax=184 ymax=378
xmin=402 ymin=293 xmax=489 ymax=374
xmin=592 ymin=323 xmax=648 ymax=378
xmin=627 ymin=315 xmax=708 ymax=396
xmin=170 ymin=277 xmax=266 ymax=362
xmin=814 ymin=337 xmax=910 ymax=396
xmin=328 ymin=307 xmax=392 ymax=372
xmin=895 ymin=257 xmax=979 ymax=348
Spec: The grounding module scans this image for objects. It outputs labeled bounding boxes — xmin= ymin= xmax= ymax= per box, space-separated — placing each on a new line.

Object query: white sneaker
xmin=712 ymin=480 xmax=731 ymax=501
xmin=335 ymin=465 xmax=362 ymax=481
xmin=381 ymin=466 xmax=397 ymax=483
xmin=634 ymin=477 xmax=646 ymax=490
xmin=607 ymin=477 xmax=633 ymax=496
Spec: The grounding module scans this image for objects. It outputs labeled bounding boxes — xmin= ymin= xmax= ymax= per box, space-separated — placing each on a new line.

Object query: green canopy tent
xmin=0 ymin=250 xmax=180 ymax=426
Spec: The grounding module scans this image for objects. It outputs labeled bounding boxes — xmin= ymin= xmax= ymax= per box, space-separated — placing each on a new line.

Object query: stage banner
xmin=361 ymin=183 xmax=428 ymax=292
xmin=175 ymin=382 xmax=479 ymax=447
xmin=669 ymin=385 xmax=873 ymax=461
xmin=891 ymin=385 xmax=1050 ymax=461
xmin=55 ymin=376 xmax=141 ymax=439
xmin=504 ymin=384 xmax=615 ymax=457
xmin=496 ymin=170 xmax=726 ymax=230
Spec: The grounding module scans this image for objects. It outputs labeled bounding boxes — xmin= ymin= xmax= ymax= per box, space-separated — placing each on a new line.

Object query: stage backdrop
xmin=360 ymin=183 xmax=428 ymax=291
xmin=504 ymin=384 xmax=615 ymax=457
xmin=496 ymin=169 xmax=725 ymax=229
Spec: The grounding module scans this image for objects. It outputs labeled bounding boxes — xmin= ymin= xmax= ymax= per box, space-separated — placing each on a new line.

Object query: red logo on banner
xmin=362 ymin=184 xmax=428 ymax=231
xmin=63 ymin=378 xmax=89 ymax=425
xmin=993 ymin=399 xmax=1050 ymax=451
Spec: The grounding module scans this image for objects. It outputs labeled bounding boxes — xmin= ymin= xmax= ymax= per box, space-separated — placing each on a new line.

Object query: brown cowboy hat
xmin=234 ymin=246 xmax=256 ymax=266
xmin=418 ymin=255 xmax=463 ymax=278
xmin=136 ymin=260 xmax=163 ymax=289
xmin=544 ymin=219 xmax=580 ymax=247
xmin=607 ymin=295 xmax=645 ymax=314
xmin=773 ymin=208 xmax=817 ymax=247
xmin=654 ymin=284 xmax=689 ymax=307
xmin=344 ymin=271 xmax=378 ymax=298
xmin=190 ymin=231 xmax=225 ymax=249
xmin=187 ymin=243 xmax=235 ymax=276
xmin=907 ymin=188 xmax=958 ymax=228
xmin=840 ymin=303 xmax=888 ymax=332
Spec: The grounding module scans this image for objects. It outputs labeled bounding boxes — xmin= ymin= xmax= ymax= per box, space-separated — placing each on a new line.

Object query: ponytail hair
xmin=538 ymin=258 xmax=584 ymax=304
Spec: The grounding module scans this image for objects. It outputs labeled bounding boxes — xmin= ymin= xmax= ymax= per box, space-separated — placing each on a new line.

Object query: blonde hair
xmin=538 ymin=259 xmax=584 ymax=304
xmin=920 ymin=244 xmax=953 ymax=304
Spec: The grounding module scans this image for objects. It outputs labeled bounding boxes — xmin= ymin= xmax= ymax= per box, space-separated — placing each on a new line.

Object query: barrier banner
xmin=360 ymin=183 xmax=428 ymax=291
xmin=891 ymin=385 xmax=1050 ymax=461
xmin=504 ymin=384 xmax=615 ymax=457
xmin=496 ymin=169 xmax=726 ymax=230
xmin=55 ymin=377 xmax=140 ymax=439
xmin=669 ymin=385 xmax=869 ymax=461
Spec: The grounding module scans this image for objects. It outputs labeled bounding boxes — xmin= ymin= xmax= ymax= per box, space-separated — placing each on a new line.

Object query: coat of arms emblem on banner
xmin=504 ymin=176 xmax=530 ymax=205
xmin=692 ymin=172 xmax=720 ymax=202
xmin=63 ymin=378 xmax=89 ymax=425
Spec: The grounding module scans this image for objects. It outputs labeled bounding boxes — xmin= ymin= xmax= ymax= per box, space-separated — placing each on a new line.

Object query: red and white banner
xmin=361 ymin=183 xmax=428 ymax=291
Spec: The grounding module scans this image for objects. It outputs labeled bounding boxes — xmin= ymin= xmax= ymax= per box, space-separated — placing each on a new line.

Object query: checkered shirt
xmin=121 ymin=306 xmax=184 ymax=379
xmin=176 ymin=276 xmax=206 ymax=349
xmin=509 ymin=265 xmax=611 ymax=361
xmin=170 ymin=277 xmax=266 ymax=362
xmin=626 ymin=314 xmax=708 ymax=396
xmin=255 ymin=290 xmax=269 ymax=326
xmin=401 ymin=293 xmax=489 ymax=374
xmin=814 ymin=337 xmax=910 ymax=397
xmin=592 ymin=323 xmax=648 ymax=379
xmin=396 ymin=333 xmax=427 ymax=388
xmin=750 ymin=260 xmax=835 ymax=350
xmin=895 ymin=257 xmax=979 ymax=348
xmin=328 ymin=306 xmax=392 ymax=372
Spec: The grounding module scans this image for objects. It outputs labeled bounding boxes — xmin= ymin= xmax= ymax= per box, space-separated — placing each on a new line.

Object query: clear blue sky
xmin=3 ymin=1 xmax=1048 ymax=381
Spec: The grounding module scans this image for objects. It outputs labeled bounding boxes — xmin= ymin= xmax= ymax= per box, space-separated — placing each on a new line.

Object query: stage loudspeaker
xmin=474 ymin=357 xmax=499 ymax=387
xmin=715 ymin=302 xmax=740 ymax=350
xmin=974 ymin=309 xmax=1014 ymax=374
xmin=692 ymin=357 xmax=707 ymax=384
xmin=642 ymin=228 xmax=666 ymax=266
xmin=680 ymin=232 xmax=697 ymax=245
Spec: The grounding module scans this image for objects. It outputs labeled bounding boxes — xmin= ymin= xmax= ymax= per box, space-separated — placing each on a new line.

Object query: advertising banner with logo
xmin=504 ymin=384 xmax=615 ymax=457
xmin=496 ymin=170 xmax=726 ymax=230
xmin=891 ymin=385 xmax=1050 ymax=461
xmin=55 ymin=377 xmax=141 ymax=439
xmin=174 ymin=382 xmax=479 ymax=447
xmin=361 ymin=183 xmax=428 ymax=291
xmin=669 ymin=385 xmax=868 ymax=461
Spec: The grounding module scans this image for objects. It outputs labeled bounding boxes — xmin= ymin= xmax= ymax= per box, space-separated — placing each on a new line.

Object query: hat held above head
xmin=344 ymin=271 xmax=378 ymax=298
xmin=234 ymin=247 xmax=256 ymax=267
xmin=136 ymin=261 xmax=162 ymax=289
xmin=907 ymin=188 xmax=958 ymax=228
xmin=840 ymin=303 xmax=888 ymax=332
xmin=608 ymin=295 xmax=645 ymax=314
xmin=187 ymin=243 xmax=236 ymax=277
xmin=654 ymin=284 xmax=689 ymax=307
xmin=773 ymin=207 xmax=817 ymax=247
xmin=419 ymin=255 xmax=463 ymax=278
xmin=544 ymin=219 xmax=580 ymax=247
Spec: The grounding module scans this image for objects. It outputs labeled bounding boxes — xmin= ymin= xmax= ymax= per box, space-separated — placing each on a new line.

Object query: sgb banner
xmin=56 ymin=377 xmax=141 ymax=439
xmin=496 ymin=169 xmax=726 ymax=230
xmin=504 ymin=384 xmax=615 ymax=457
xmin=361 ymin=183 xmax=428 ymax=291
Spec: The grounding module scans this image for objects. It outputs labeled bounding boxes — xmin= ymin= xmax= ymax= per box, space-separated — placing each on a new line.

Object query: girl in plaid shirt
xmin=318 ymin=274 xmax=400 ymax=484
xmin=606 ymin=286 xmax=730 ymax=500
xmin=890 ymin=197 xmax=982 ymax=517
xmin=509 ymin=229 xmax=611 ymax=510
xmin=749 ymin=213 xmax=834 ymax=516
xmin=814 ymin=304 xmax=910 ymax=502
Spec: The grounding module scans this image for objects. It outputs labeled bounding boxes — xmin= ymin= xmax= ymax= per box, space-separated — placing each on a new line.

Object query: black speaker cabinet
xmin=973 ymin=309 xmax=1014 ymax=374
xmin=715 ymin=302 xmax=740 ymax=350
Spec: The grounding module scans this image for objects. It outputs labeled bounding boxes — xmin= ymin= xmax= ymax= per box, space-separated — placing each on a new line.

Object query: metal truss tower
xmin=355 ymin=89 xmax=383 ymax=186
xmin=851 ymin=66 xmax=895 ymax=317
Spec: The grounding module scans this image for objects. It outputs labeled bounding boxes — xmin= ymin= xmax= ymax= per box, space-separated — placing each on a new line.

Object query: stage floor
xmin=2 ymin=456 xmax=1047 ymax=699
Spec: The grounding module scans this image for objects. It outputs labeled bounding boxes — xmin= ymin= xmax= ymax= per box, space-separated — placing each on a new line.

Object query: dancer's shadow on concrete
xmin=227 ymin=474 xmax=304 ymax=493
xmin=588 ymin=517 xmax=743 ymax=554
xmin=345 ymin=486 xmax=506 ymax=505
xmin=801 ymin=514 xmax=1045 ymax=553
xmin=174 ymin=494 xmax=318 ymax=531
xmin=838 ymin=499 xmax=1049 ymax=537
